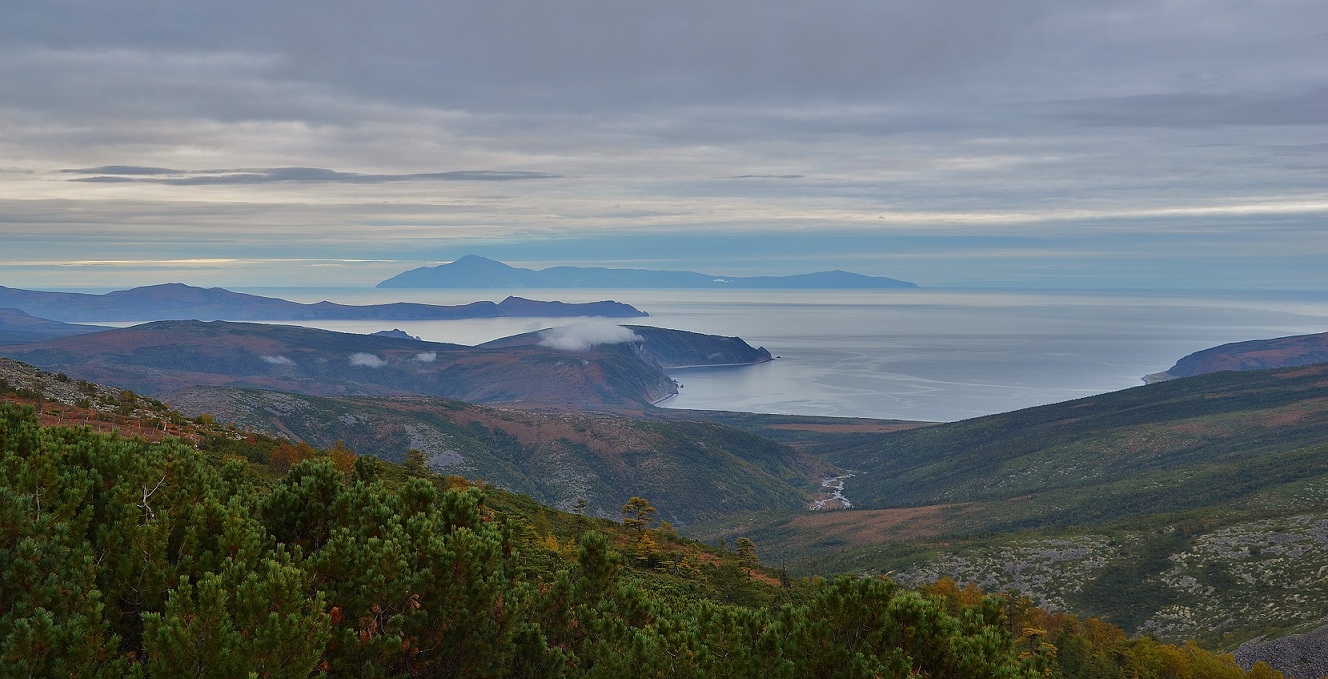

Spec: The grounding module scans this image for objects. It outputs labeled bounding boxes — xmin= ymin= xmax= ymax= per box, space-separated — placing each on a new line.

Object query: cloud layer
xmin=349 ymin=353 xmax=387 ymax=368
xmin=0 ymin=0 xmax=1324 ymax=289
xmin=538 ymin=322 xmax=643 ymax=352
xmin=63 ymin=166 xmax=559 ymax=185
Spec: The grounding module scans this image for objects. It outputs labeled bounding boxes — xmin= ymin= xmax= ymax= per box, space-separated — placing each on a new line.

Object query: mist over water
xmin=221 ymin=288 xmax=1328 ymax=422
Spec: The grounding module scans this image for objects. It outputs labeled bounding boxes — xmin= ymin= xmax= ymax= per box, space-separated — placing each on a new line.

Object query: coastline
xmin=652 ymin=356 xmax=773 ymax=406
xmin=663 ymin=356 xmax=774 ymax=371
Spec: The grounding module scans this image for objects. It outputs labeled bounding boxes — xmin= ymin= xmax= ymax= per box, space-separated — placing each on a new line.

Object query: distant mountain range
xmin=0 ymin=319 xmax=769 ymax=408
xmin=377 ymin=255 xmax=918 ymax=289
xmin=0 ymin=282 xmax=645 ymax=322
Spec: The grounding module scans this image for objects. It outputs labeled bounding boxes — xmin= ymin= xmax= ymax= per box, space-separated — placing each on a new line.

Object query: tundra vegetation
xmin=0 ymin=402 xmax=1285 ymax=677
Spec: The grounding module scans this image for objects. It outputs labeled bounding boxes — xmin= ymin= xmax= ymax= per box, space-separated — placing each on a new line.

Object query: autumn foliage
xmin=0 ymin=403 xmax=1284 ymax=678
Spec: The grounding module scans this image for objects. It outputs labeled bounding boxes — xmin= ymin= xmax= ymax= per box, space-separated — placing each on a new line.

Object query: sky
xmin=1 ymin=1 xmax=1325 ymax=290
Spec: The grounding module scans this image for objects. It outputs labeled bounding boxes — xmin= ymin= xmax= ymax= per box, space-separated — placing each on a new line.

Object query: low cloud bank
xmin=64 ymin=166 xmax=560 ymax=185
xmin=414 ymin=351 xmax=437 ymax=363
xmin=538 ymin=321 xmax=642 ymax=352
xmin=261 ymin=355 xmax=295 ymax=366
xmin=349 ymin=352 xmax=387 ymax=367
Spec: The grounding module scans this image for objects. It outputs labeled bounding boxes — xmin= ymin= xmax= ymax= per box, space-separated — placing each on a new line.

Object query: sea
xmin=168 ymin=288 xmax=1328 ymax=423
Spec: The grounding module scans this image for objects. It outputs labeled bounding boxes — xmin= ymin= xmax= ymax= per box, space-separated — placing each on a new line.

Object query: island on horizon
xmin=377 ymin=255 xmax=919 ymax=289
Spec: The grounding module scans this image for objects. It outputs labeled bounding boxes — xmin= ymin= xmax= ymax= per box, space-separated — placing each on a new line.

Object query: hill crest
xmin=0 ymin=282 xmax=646 ymax=322
xmin=1156 ymin=330 xmax=1328 ymax=380
xmin=0 ymin=319 xmax=771 ymax=409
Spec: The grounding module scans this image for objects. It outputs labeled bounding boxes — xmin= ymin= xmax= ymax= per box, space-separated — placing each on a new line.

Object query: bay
xmin=112 ymin=287 xmax=1328 ymax=423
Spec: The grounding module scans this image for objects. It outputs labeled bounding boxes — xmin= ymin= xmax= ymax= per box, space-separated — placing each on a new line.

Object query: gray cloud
xmin=62 ymin=166 xmax=183 ymax=175
xmin=63 ymin=166 xmax=560 ymax=185
xmin=0 ymin=0 xmax=1324 ymax=290
xmin=4 ymin=1 xmax=1323 ymax=122
xmin=2 ymin=1 xmax=1049 ymax=110
xmin=1048 ymin=88 xmax=1328 ymax=128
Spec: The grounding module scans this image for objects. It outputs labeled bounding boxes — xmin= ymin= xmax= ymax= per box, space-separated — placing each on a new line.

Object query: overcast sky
xmin=2 ymin=1 xmax=1325 ymax=289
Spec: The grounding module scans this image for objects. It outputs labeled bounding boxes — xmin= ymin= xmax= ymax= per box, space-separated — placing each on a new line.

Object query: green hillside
xmin=710 ymin=365 xmax=1328 ymax=646
xmin=0 ymin=403 xmax=1282 ymax=678
xmin=5 ymin=352 xmax=1326 ymax=670
xmin=824 ymin=364 xmax=1328 ymax=531
xmin=162 ymin=386 xmax=827 ymax=526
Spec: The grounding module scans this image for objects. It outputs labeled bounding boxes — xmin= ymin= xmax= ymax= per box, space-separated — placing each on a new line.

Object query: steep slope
xmin=8 ymin=400 xmax=1267 ymax=679
xmin=0 ymin=357 xmax=821 ymax=525
xmin=163 ymin=386 xmax=826 ymax=525
xmin=5 ymin=353 xmax=1323 ymax=666
xmin=378 ymin=254 xmax=917 ymax=289
xmin=821 ymin=364 xmax=1328 ymax=530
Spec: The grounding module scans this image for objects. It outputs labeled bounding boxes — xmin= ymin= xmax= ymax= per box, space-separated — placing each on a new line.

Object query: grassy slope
xmin=702 ymin=365 xmax=1328 ymax=644
xmin=10 ymin=350 xmax=1328 ymax=648
xmin=5 ymin=398 xmax=1290 ymax=678
xmin=824 ymin=365 xmax=1328 ymax=528
xmin=161 ymin=386 xmax=828 ymax=526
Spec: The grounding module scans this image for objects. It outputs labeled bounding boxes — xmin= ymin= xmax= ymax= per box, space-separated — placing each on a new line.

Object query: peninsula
xmin=0 ymin=319 xmax=769 ymax=409
xmin=1144 ymin=329 xmax=1328 ymax=382
xmin=0 ymin=283 xmax=646 ymax=322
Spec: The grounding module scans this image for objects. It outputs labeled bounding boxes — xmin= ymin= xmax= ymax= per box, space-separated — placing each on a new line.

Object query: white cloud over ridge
xmin=349 ymin=352 xmax=387 ymax=367
xmin=414 ymin=351 xmax=437 ymax=363
xmin=538 ymin=322 xmax=643 ymax=352
xmin=261 ymin=355 xmax=294 ymax=365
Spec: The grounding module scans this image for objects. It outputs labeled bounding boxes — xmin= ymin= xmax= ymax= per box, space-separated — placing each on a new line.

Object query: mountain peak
xmin=450 ymin=254 xmax=511 ymax=268
xmin=377 ymin=256 xmax=536 ymax=288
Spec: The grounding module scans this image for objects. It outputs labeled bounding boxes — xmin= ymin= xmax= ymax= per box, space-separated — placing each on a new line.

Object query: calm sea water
xmin=175 ymin=288 xmax=1328 ymax=422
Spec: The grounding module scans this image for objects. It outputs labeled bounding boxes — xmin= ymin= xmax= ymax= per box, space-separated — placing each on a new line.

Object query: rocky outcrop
xmin=1235 ymin=623 xmax=1328 ymax=679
